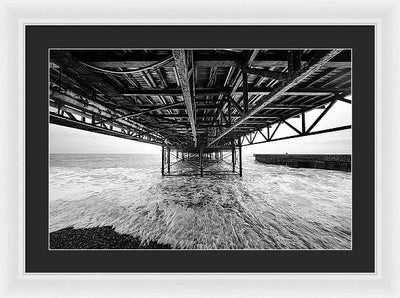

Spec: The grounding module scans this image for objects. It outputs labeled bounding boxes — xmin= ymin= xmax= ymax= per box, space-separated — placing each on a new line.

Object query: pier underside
xmin=49 ymin=49 xmax=351 ymax=176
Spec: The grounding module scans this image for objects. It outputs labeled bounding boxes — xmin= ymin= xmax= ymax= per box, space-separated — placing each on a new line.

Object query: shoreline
xmin=50 ymin=226 xmax=173 ymax=249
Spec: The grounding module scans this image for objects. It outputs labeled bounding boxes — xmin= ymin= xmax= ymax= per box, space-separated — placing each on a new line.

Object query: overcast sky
xmin=50 ymin=99 xmax=351 ymax=155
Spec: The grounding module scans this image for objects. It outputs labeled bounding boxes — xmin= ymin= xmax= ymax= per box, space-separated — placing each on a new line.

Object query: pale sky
xmin=50 ymin=99 xmax=351 ymax=155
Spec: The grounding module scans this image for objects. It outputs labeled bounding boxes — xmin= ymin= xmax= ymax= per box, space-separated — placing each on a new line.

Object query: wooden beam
xmin=173 ymin=50 xmax=197 ymax=147
xmin=208 ymin=50 xmax=343 ymax=147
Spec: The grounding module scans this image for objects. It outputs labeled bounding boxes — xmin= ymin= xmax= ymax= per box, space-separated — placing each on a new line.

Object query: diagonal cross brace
xmin=208 ymin=50 xmax=343 ymax=147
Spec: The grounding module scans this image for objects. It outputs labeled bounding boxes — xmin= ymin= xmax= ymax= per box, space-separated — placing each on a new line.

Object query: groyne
xmin=254 ymin=154 xmax=351 ymax=172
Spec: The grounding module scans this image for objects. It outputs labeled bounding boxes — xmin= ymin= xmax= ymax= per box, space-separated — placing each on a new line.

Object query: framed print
xmin=25 ymin=25 xmax=373 ymax=273
xmin=0 ymin=0 xmax=400 ymax=297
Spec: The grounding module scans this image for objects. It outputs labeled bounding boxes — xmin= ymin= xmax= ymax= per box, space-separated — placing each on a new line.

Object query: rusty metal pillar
xmin=167 ymin=147 xmax=171 ymax=174
xmin=239 ymin=144 xmax=243 ymax=177
xmin=161 ymin=146 xmax=165 ymax=176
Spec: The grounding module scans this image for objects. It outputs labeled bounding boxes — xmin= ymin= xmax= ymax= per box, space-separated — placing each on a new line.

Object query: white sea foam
xmin=49 ymin=154 xmax=351 ymax=249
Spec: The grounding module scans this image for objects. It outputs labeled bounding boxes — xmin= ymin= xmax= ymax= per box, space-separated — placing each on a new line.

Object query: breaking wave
xmin=49 ymin=154 xmax=351 ymax=249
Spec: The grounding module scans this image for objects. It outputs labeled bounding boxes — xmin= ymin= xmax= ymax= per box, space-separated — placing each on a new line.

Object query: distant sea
xmin=50 ymin=153 xmax=352 ymax=249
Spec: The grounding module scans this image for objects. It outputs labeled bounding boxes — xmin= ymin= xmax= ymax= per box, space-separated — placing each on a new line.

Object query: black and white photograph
xmin=49 ymin=48 xmax=352 ymax=250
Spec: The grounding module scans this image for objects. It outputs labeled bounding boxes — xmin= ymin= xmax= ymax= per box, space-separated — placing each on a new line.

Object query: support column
xmin=301 ymin=112 xmax=306 ymax=134
xmin=161 ymin=146 xmax=165 ymax=176
xmin=200 ymin=149 xmax=204 ymax=177
xmin=167 ymin=147 xmax=171 ymax=174
xmin=232 ymin=147 xmax=236 ymax=172
xmin=239 ymin=144 xmax=243 ymax=177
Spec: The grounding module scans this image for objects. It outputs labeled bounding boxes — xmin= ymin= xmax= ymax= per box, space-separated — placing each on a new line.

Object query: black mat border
xmin=25 ymin=25 xmax=375 ymax=273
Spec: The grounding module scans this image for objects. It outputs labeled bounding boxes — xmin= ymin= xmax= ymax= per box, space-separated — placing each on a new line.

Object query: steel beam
xmin=230 ymin=50 xmax=260 ymax=97
xmin=306 ymin=99 xmax=338 ymax=133
xmin=161 ymin=146 xmax=165 ymax=175
xmin=97 ymin=101 xmax=184 ymax=125
xmin=232 ymin=141 xmax=236 ymax=172
xmin=242 ymin=71 xmax=249 ymax=113
xmin=208 ymin=50 xmax=343 ymax=147
xmin=88 ymin=59 xmax=351 ymax=69
xmin=244 ymin=67 xmax=290 ymax=81
xmin=50 ymin=90 xmax=164 ymax=142
xmin=239 ymin=144 xmax=243 ymax=177
xmin=167 ymin=147 xmax=171 ymax=174
xmin=288 ymin=50 xmax=302 ymax=73
xmin=173 ymin=50 xmax=197 ymax=147
xmin=50 ymin=113 xmax=166 ymax=146
xmin=119 ymin=87 xmax=349 ymax=97
xmin=200 ymin=149 xmax=204 ymax=177
xmin=227 ymin=96 xmax=244 ymax=115
xmin=242 ymin=125 xmax=351 ymax=146
xmin=301 ymin=112 xmax=306 ymax=134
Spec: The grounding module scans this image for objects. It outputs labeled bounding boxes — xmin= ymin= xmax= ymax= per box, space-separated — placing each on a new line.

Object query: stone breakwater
xmin=254 ymin=154 xmax=351 ymax=172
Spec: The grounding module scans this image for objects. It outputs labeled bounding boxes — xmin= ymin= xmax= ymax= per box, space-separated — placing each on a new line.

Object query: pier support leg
xmin=239 ymin=144 xmax=243 ymax=177
xmin=161 ymin=146 xmax=165 ymax=176
xmin=167 ymin=147 xmax=171 ymax=174
xmin=232 ymin=147 xmax=236 ymax=172
xmin=200 ymin=149 xmax=204 ymax=177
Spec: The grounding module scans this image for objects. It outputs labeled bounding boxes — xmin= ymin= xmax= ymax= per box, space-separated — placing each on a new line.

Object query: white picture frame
xmin=0 ymin=0 xmax=398 ymax=296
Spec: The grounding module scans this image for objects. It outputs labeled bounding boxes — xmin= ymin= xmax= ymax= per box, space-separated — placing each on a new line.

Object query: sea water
xmin=49 ymin=154 xmax=351 ymax=249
